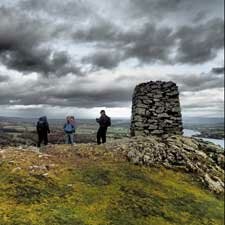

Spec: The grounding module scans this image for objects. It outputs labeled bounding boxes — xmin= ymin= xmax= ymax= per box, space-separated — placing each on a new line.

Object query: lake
xmin=183 ymin=129 xmax=224 ymax=149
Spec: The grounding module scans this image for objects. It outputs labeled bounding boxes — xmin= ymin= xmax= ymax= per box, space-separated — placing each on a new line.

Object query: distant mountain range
xmin=183 ymin=117 xmax=224 ymax=125
xmin=0 ymin=116 xmax=224 ymax=126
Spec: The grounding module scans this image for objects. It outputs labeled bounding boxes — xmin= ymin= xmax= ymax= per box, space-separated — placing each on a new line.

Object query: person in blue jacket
xmin=64 ymin=116 xmax=75 ymax=145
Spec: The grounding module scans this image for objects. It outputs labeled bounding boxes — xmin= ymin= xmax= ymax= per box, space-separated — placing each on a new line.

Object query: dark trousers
xmin=37 ymin=132 xmax=48 ymax=147
xmin=97 ymin=127 xmax=107 ymax=144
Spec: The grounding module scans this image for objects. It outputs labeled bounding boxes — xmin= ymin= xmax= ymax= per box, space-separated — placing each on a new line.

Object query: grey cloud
xmin=192 ymin=11 xmax=208 ymax=23
xmin=82 ymin=51 xmax=124 ymax=70
xmin=1 ymin=67 xmax=223 ymax=111
xmin=123 ymin=24 xmax=174 ymax=63
xmin=73 ymin=20 xmax=118 ymax=44
xmin=3 ymin=65 xmax=223 ymax=109
xmin=75 ymin=22 xmax=175 ymax=68
xmin=0 ymin=8 xmax=43 ymax=50
xmin=0 ymin=73 xmax=133 ymax=108
xmin=128 ymin=0 xmax=224 ymax=21
xmin=182 ymin=101 xmax=224 ymax=109
xmin=1 ymin=87 xmax=132 ymax=108
xmin=47 ymin=84 xmax=132 ymax=107
xmin=51 ymin=88 xmax=133 ymax=108
xmin=0 ymin=7 xmax=82 ymax=77
xmin=74 ymin=16 xmax=224 ymax=68
xmin=3 ymin=0 xmax=223 ymax=72
xmin=170 ymin=70 xmax=224 ymax=92
xmin=129 ymin=0 xmax=182 ymax=18
xmin=175 ymin=18 xmax=224 ymax=64
xmin=0 ymin=74 xmax=9 ymax=82
xmin=0 ymin=46 xmax=82 ymax=77
xmin=19 ymin=0 xmax=93 ymax=20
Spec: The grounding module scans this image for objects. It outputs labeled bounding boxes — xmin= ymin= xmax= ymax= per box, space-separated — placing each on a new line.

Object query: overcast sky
xmin=0 ymin=0 xmax=224 ymax=119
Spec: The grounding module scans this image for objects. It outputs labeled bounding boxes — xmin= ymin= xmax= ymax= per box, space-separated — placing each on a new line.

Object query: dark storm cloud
xmin=0 ymin=77 xmax=133 ymax=108
xmin=74 ymin=22 xmax=175 ymax=68
xmin=211 ymin=67 xmax=224 ymax=74
xmin=73 ymin=20 xmax=118 ymax=44
xmin=175 ymin=18 xmax=224 ymax=64
xmin=73 ymin=16 xmax=224 ymax=68
xmin=1 ymin=0 xmax=223 ymax=72
xmin=0 ymin=7 xmax=82 ymax=77
xmin=82 ymin=51 xmax=123 ymax=70
xmin=50 ymin=87 xmax=133 ymax=108
xmin=0 ymin=7 xmax=42 ymax=50
xmin=122 ymin=24 xmax=174 ymax=63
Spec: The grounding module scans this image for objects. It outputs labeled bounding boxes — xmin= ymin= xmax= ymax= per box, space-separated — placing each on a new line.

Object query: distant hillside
xmin=183 ymin=117 xmax=224 ymax=126
xmin=0 ymin=115 xmax=224 ymax=126
xmin=0 ymin=115 xmax=224 ymax=125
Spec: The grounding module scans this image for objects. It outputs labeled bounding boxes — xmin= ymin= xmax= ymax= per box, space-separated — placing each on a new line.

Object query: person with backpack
xmin=64 ymin=116 xmax=75 ymax=145
xmin=96 ymin=110 xmax=111 ymax=145
xmin=36 ymin=116 xmax=50 ymax=147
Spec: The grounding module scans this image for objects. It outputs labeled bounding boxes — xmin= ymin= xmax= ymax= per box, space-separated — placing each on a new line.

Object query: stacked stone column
xmin=131 ymin=81 xmax=183 ymax=137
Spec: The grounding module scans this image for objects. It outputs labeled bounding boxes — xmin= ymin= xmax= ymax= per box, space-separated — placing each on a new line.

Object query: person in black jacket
xmin=36 ymin=116 xmax=50 ymax=147
xmin=96 ymin=110 xmax=111 ymax=145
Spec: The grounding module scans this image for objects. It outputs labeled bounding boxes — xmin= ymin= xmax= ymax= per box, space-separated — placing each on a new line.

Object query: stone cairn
xmin=131 ymin=81 xmax=183 ymax=137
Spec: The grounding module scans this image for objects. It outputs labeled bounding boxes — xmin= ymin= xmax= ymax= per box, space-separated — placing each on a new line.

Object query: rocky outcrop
xmin=131 ymin=81 xmax=183 ymax=137
xmin=105 ymin=136 xmax=224 ymax=194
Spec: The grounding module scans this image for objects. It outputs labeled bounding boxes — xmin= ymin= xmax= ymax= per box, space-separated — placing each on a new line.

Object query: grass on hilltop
xmin=0 ymin=145 xmax=224 ymax=225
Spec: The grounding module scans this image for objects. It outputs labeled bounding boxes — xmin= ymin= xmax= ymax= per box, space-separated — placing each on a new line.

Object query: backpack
xmin=64 ymin=123 xmax=75 ymax=133
xmin=37 ymin=121 xmax=47 ymax=131
xmin=106 ymin=117 xmax=111 ymax=127
xmin=103 ymin=116 xmax=111 ymax=127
